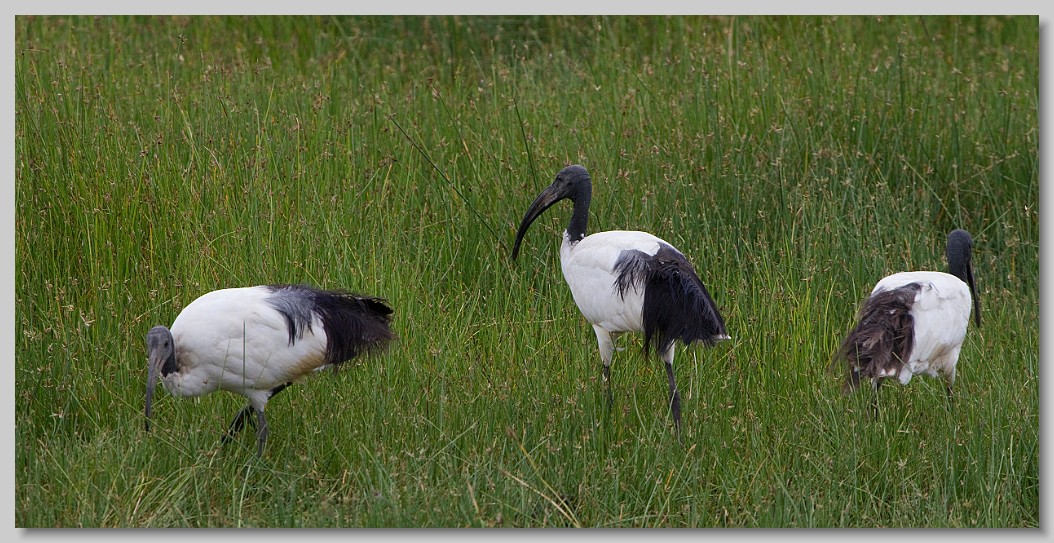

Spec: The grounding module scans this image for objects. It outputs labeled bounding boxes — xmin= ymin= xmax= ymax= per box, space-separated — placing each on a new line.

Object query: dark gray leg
xmin=223 ymin=405 xmax=256 ymax=444
xmin=222 ymin=383 xmax=289 ymax=447
xmin=849 ymin=367 xmax=862 ymax=391
xmin=660 ymin=346 xmax=682 ymax=442
xmin=603 ymin=364 xmax=613 ymax=408
xmin=255 ymin=408 xmax=269 ymax=457
xmin=870 ymin=377 xmax=883 ymax=417
xmin=664 ymin=360 xmax=682 ymax=431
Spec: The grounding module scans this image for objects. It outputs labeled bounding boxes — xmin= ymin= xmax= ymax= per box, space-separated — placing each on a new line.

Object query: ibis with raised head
xmin=835 ymin=229 xmax=980 ymax=409
xmin=145 ymin=284 xmax=395 ymax=455
xmin=511 ymin=164 xmax=728 ymax=432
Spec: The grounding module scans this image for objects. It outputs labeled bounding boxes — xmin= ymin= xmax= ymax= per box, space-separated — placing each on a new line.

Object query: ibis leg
xmin=661 ymin=346 xmax=682 ymax=438
xmin=943 ymin=363 xmax=957 ymax=401
xmin=223 ymin=383 xmax=290 ymax=446
xmin=255 ymin=408 xmax=269 ymax=457
xmin=602 ymin=365 xmax=612 ymax=407
xmin=870 ymin=377 xmax=883 ymax=417
xmin=223 ymin=405 xmax=256 ymax=444
xmin=665 ymin=362 xmax=681 ymax=428
xmin=592 ymin=325 xmax=616 ymax=408
xmin=848 ymin=367 xmax=862 ymax=393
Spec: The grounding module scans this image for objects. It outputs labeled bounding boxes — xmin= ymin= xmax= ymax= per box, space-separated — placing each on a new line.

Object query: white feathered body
xmin=162 ymin=286 xmax=329 ymax=407
xmin=559 ymin=230 xmax=664 ymax=333
xmin=870 ymin=271 xmax=973 ymax=385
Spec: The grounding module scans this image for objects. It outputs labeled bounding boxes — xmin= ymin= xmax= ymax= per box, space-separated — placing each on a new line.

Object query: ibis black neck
xmin=566 ymin=185 xmax=591 ymax=244
xmin=946 ymin=229 xmax=980 ymax=328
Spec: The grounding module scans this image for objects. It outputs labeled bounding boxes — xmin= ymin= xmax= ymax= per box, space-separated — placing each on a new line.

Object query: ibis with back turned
xmin=145 ymin=284 xmax=395 ymax=455
xmin=511 ymin=164 xmax=728 ymax=432
xmin=835 ymin=229 xmax=980 ymax=410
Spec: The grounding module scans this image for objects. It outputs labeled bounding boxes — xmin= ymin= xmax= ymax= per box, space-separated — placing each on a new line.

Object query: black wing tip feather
xmin=834 ymin=284 xmax=920 ymax=390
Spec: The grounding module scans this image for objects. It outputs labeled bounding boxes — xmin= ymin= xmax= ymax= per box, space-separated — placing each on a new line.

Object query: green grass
xmin=15 ymin=15 xmax=1038 ymax=527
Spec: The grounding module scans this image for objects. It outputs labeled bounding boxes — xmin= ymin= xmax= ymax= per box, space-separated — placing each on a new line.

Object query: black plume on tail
xmin=614 ymin=243 xmax=727 ymax=356
xmin=266 ymin=284 xmax=395 ymax=366
xmin=834 ymin=283 xmax=919 ymax=392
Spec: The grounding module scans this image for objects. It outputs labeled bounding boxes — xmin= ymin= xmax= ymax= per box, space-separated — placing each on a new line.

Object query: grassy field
xmin=15 ymin=15 xmax=1038 ymax=528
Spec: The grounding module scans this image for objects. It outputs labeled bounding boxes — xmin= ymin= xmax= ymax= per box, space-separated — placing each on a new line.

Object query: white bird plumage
xmin=513 ymin=165 xmax=728 ymax=432
xmin=868 ymin=271 xmax=972 ymax=384
xmin=836 ymin=229 xmax=980 ymax=409
xmin=145 ymin=284 xmax=395 ymax=455
xmin=560 ymin=230 xmax=659 ymax=334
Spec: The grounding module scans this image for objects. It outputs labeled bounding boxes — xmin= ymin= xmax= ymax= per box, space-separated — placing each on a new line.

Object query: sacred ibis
xmin=145 ymin=284 xmax=395 ymax=455
xmin=511 ymin=164 xmax=728 ymax=431
xmin=835 ymin=229 xmax=980 ymax=409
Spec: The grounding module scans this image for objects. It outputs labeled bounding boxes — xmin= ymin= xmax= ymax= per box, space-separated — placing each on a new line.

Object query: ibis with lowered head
xmin=512 ymin=165 xmax=728 ymax=432
xmin=145 ymin=284 xmax=395 ymax=455
xmin=835 ymin=229 xmax=980 ymax=409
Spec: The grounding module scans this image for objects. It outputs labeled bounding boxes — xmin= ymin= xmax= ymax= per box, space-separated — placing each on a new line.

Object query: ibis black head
xmin=145 ymin=325 xmax=176 ymax=432
xmin=512 ymin=165 xmax=593 ymax=259
xmin=946 ymin=229 xmax=980 ymax=328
